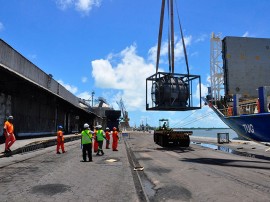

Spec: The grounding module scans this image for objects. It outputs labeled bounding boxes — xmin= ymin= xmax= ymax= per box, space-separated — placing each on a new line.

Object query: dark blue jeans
xmin=82 ymin=143 xmax=92 ymax=161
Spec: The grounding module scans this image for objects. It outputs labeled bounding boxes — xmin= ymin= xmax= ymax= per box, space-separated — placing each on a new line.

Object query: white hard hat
xmin=106 ymin=127 xmax=109 ymax=130
xmin=8 ymin=116 xmax=13 ymax=120
xmin=96 ymin=125 xmax=102 ymax=129
xmin=84 ymin=123 xmax=89 ymax=129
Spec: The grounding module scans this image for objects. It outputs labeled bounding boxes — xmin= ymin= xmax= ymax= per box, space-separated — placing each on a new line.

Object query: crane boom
xmin=117 ymin=98 xmax=130 ymax=130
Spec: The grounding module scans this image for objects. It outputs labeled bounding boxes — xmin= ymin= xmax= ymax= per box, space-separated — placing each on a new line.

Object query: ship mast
xmin=210 ymin=32 xmax=224 ymax=102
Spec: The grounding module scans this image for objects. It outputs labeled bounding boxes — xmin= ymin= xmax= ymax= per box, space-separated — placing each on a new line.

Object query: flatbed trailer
xmin=153 ymin=129 xmax=192 ymax=147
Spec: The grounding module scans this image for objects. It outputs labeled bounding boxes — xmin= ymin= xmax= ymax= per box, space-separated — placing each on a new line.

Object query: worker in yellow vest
xmin=81 ymin=123 xmax=93 ymax=162
xmin=95 ymin=125 xmax=106 ymax=156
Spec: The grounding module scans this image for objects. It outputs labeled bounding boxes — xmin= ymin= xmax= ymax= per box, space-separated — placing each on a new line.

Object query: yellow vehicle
xmin=153 ymin=119 xmax=192 ymax=147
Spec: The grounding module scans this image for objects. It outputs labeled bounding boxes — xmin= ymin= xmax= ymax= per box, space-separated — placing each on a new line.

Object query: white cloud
xmin=91 ymin=44 xmax=155 ymax=111
xmin=56 ymin=0 xmax=74 ymax=10
xmin=196 ymin=82 xmax=208 ymax=99
xmin=242 ymin=31 xmax=249 ymax=37
xmin=56 ymin=0 xmax=101 ymax=15
xmin=174 ymin=35 xmax=192 ymax=61
xmin=58 ymin=79 xmax=78 ymax=94
xmin=0 ymin=22 xmax=4 ymax=32
xmin=195 ymin=34 xmax=208 ymax=43
xmin=75 ymin=0 xmax=101 ymax=14
xmin=77 ymin=91 xmax=91 ymax=100
xmin=148 ymin=35 xmax=192 ymax=65
xmin=81 ymin=76 xmax=88 ymax=83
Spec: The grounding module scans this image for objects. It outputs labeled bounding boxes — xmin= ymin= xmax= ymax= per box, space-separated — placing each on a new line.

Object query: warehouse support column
xmin=233 ymin=94 xmax=241 ymax=115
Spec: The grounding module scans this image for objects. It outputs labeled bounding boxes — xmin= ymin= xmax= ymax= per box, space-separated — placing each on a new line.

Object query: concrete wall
xmin=0 ymin=93 xmax=11 ymax=133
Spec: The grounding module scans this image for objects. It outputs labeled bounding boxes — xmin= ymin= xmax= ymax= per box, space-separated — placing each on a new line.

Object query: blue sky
xmin=1 ymin=0 xmax=270 ymax=128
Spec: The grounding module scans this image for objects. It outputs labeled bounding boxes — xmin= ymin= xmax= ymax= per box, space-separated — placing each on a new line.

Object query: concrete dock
xmin=1 ymin=132 xmax=270 ymax=201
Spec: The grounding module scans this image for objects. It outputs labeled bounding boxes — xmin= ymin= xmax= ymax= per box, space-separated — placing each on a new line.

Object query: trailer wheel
xmin=179 ymin=136 xmax=190 ymax=147
xmin=159 ymin=135 xmax=164 ymax=147
xmin=153 ymin=133 xmax=157 ymax=143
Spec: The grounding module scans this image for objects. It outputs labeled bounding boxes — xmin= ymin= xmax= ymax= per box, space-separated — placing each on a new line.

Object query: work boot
xmin=57 ymin=151 xmax=61 ymax=154
xmin=101 ymin=151 xmax=104 ymax=155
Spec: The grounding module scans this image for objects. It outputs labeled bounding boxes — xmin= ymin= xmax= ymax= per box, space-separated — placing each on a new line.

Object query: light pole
xmin=91 ymin=91 xmax=95 ymax=107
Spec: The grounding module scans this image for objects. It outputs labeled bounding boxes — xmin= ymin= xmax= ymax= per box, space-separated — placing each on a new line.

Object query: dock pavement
xmin=1 ymin=134 xmax=270 ymax=159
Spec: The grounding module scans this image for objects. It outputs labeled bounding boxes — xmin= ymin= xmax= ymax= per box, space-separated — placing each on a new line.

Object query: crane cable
xmin=170 ymin=109 xmax=198 ymax=128
xmin=179 ymin=111 xmax=215 ymax=128
xmin=167 ymin=0 xmax=172 ymax=72
xmin=156 ymin=0 xmax=166 ymax=74
xmin=174 ymin=0 xmax=192 ymax=106
xmin=156 ymin=0 xmax=188 ymax=75
xmin=175 ymin=0 xmax=190 ymax=76
xmin=172 ymin=111 xmax=215 ymax=128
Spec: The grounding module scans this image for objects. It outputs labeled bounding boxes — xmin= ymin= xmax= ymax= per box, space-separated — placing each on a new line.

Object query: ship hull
xmin=202 ymin=98 xmax=270 ymax=142
xmin=222 ymin=113 xmax=270 ymax=142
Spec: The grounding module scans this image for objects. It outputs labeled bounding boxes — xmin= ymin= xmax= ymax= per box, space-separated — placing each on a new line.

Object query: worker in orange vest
xmin=105 ymin=127 xmax=111 ymax=149
xmin=112 ymin=127 xmax=119 ymax=151
xmin=93 ymin=128 xmax=99 ymax=153
xmin=256 ymin=98 xmax=260 ymax=113
xmin=56 ymin=125 xmax=66 ymax=154
xmin=227 ymin=106 xmax=233 ymax=116
xmin=3 ymin=116 xmax=16 ymax=154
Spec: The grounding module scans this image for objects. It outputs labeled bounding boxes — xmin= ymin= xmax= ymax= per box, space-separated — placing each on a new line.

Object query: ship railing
xmin=220 ymin=102 xmax=258 ymax=116
xmin=238 ymin=102 xmax=258 ymax=115
xmin=203 ymin=97 xmax=266 ymax=116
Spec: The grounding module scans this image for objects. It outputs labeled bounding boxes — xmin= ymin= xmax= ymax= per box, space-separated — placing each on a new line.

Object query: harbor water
xmin=178 ymin=128 xmax=239 ymax=140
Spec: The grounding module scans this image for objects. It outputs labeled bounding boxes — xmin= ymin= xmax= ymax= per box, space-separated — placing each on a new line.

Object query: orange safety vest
xmin=256 ymin=99 xmax=260 ymax=113
xmin=4 ymin=121 xmax=14 ymax=134
xmin=105 ymin=131 xmax=110 ymax=140
xmin=228 ymin=106 xmax=233 ymax=116
xmin=57 ymin=130 xmax=64 ymax=142
xmin=112 ymin=131 xmax=118 ymax=140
